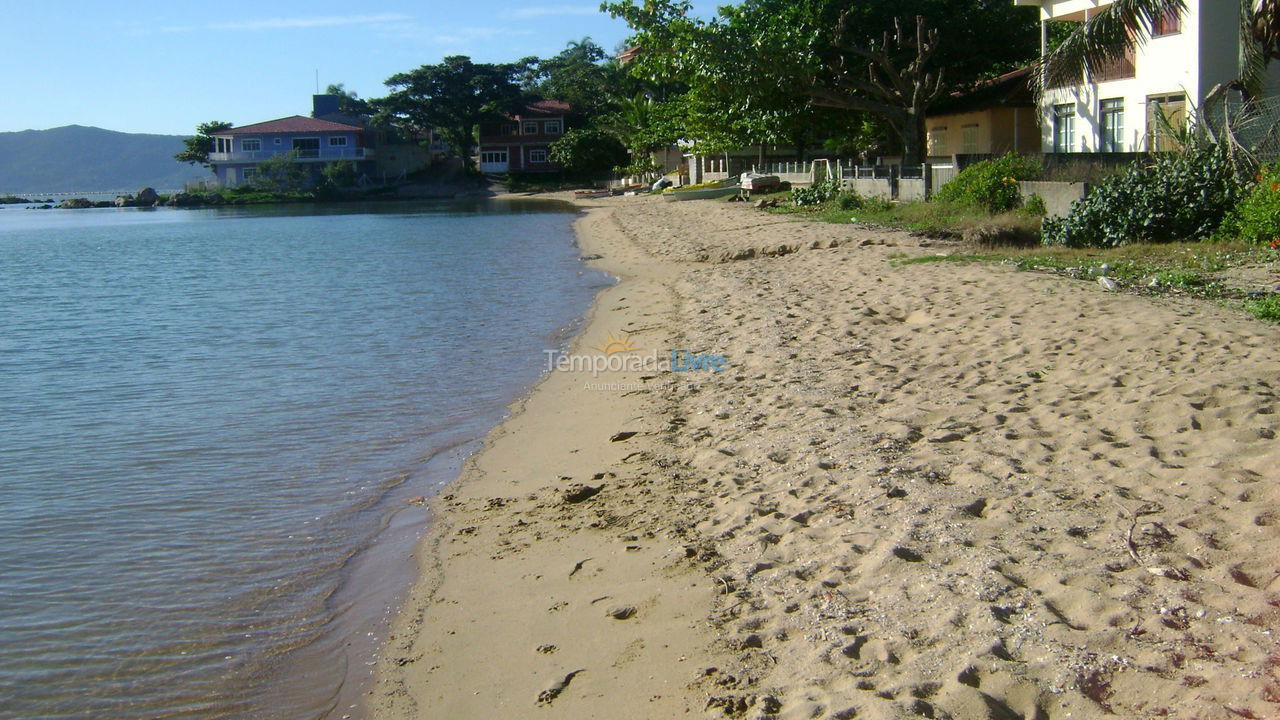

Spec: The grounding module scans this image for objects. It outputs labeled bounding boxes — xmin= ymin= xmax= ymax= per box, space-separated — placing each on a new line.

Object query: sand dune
xmin=371 ymin=194 xmax=1280 ymax=720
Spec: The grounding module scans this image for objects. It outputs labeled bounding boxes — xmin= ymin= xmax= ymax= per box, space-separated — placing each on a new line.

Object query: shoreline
xmin=366 ymin=195 xmax=721 ymax=718
xmin=369 ymin=194 xmax=1280 ymax=719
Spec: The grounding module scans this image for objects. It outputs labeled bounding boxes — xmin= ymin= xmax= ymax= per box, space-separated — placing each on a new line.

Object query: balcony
xmin=208 ymin=147 xmax=374 ymax=163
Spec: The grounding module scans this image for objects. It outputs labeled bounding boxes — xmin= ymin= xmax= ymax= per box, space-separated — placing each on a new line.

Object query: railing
xmin=208 ymin=147 xmax=373 ymax=162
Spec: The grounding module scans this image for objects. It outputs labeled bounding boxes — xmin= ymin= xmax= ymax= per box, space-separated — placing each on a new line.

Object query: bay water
xmin=0 ymin=199 xmax=608 ymax=718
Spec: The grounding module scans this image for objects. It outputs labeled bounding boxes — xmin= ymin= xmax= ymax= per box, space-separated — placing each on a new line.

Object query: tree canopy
xmin=521 ymin=39 xmax=624 ymax=117
xmin=174 ymin=121 xmax=232 ymax=168
xmin=377 ymin=56 xmax=525 ymax=167
xmin=604 ymin=0 xmax=1041 ymax=161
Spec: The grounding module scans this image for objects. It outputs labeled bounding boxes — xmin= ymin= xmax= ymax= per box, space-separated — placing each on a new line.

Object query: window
xmin=480 ymin=150 xmax=508 ymax=164
xmin=523 ymin=121 xmax=539 ymax=135
xmin=215 ymin=137 xmax=230 ymax=153
xmin=1053 ymin=104 xmax=1076 ymax=153
xmin=1147 ymin=93 xmax=1187 ymax=152
xmin=292 ymin=137 xmax=320 ymax=158
xmin=961 ymin=125 xmax=980 ymax=154
xmin=529 ymin=148 xmax=548 ymax=164
xmin=1093 ymin=48 xmax=1136 ymax=82
xmin=544 ymin=120 xmax=562 ymax=134
xmin=1100 ymin=98 xmax=1125 ymax=152
xmin=929 ymin=126 xmax=947 ymax=155
xmin=328 ymin=136 xmax=348 ymax=146
xmin=274 ymin=137 xmax=282 ymax=145
xmin=241 ymin=138 xmax=261 ymax=152
xmin=501 ymin=123 xmax=519 ymax=136
xmin=1152 ymin=8 xmax=1181 ymax=36
xmin=242 ymin=168 xmax=257 ymax=182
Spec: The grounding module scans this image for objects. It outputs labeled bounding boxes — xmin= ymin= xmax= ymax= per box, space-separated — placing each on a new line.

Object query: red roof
xmin=521 ymin=100 xmax=571 ymax=116
xmin=217 ymin=115 xmax=364 ymax=135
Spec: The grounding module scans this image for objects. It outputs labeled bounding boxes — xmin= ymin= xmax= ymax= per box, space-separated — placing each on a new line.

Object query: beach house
xmin=926 ymin=67 xmax=1040 ymax=162
xmin=476 ymin=100 xmax=572 ymax=174
xmin=1018 ymin=0 xmax=1279 ymax=153
xmin=208 ymin=112 xmax=373 ymax=188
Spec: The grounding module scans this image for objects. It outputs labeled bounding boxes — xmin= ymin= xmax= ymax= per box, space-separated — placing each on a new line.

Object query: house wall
xmin=926 ymin=107 xmax=1039 ymax=159
xmin=1031 ymin=0 xmax=1280 ymax=153
xmin=211 ymin=130 xmax=368 ymax=186
xmin=1037 ymin=0 xmax=1199 ymax=153
xmin=477 ymin=114 xmax=566 ymax=173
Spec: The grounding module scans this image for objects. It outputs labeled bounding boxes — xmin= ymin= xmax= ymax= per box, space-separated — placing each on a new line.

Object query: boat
xmin=741 ymin=173 xmax=780 ymax=192
xmin=661 ymin=181 xmax=743 ymax=202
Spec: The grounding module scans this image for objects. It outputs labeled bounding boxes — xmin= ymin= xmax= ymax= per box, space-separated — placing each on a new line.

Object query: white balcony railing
xmin=209 ymin=147 xmax=373 ymax=163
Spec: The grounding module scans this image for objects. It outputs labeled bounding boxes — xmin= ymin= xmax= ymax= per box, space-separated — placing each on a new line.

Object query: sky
xmin=0 ymin=1 xmax=722 ymax=136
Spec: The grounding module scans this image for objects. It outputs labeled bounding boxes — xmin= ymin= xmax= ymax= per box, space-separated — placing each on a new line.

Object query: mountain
xmin=0 ymin=125 xmax=213 ymax=194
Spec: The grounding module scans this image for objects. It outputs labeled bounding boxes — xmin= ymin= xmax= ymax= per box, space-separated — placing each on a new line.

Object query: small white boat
xmin=741 ymin=173 xmax=780 ymax=192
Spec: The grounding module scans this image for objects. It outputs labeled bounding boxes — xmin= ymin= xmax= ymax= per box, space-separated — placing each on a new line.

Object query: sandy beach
xmin=370 ymin=194 xmax=1280 ymax=719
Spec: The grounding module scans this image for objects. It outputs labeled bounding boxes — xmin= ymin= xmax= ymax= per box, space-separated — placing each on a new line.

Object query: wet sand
xmin=370 ymin=194 xmax=1280 ymax=720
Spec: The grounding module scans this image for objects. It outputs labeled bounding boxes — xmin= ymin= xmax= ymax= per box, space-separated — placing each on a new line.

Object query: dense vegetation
xmin=1041 ymin=145 xmax=1246 ymax=247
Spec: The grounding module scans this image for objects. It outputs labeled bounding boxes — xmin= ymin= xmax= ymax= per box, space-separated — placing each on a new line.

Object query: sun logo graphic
xmin=593 ymin=331 xmax=638 ymax=355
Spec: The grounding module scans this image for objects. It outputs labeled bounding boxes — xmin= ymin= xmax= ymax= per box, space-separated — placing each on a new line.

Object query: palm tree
xmin=1040 ymin=0 xmax=1280 ymax=98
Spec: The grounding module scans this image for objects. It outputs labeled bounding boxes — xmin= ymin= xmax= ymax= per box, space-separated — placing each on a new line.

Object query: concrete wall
xmin=1019 ymin=180 xmax=1089 ymax=218
xmin=847 ymin=178 xmax=894 ymax=200
xmin=898 ymin=178 xmax=928 ymax=202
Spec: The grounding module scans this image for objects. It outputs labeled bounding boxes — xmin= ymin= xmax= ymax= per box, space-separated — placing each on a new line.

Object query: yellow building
xmin=926 ymin=67 xmax=1040 ymax=161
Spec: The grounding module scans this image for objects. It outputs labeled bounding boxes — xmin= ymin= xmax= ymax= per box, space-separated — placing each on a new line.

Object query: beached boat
xmin=662 ymin=183 xmax=742 ymax=202
xmin=741 ymin=173 xmax=780 ymax=192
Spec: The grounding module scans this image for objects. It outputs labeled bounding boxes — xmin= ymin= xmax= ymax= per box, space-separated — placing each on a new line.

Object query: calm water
xmin=0 ymin=200 xmax=609 ymax=719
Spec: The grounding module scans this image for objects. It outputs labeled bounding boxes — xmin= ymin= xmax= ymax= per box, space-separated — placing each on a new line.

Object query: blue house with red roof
xmin=208 ymin=111 xmax=373 ymax=187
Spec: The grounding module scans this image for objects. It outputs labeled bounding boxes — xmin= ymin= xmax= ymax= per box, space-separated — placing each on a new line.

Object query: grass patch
xmin=769 ymin=197 xmax=1042 ymax=237
xmin=1245 ymin=295 xmax=1280 ymax=322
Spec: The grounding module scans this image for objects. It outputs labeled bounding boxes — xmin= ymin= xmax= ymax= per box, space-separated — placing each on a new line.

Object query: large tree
xmin=324 ymin=83 xmax=373 ymax=116
xmin=377 ymin=56 xmax=525 ymax=167
xmin=604 ymin=0 xmax=1040 ymax=162
xmin=522 ymin=39 xmax=623 ymax=118
xmin=174 ymin=121 xmax=232 ymax=168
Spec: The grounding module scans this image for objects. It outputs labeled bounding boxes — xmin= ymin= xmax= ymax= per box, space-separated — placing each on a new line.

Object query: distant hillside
xmin=0 ymin=125 xmax=213 ymax=194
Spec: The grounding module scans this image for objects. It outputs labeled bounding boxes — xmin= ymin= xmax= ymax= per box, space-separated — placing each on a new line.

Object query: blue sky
xmin=0 ymin=1 xmax=722 ymax=136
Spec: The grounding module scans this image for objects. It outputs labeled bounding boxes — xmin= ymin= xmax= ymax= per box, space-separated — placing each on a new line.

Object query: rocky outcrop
xmin=135 ymin=187 xmax=159 ymax=206
xmin=57 ymin=198 xmax=94 ymax=209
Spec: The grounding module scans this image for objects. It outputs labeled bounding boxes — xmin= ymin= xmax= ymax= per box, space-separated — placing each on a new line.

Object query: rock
xmin=892 ymin=546 xmax=925 ymax=562
xmin=57 ymin=198 xmax=94 ymax=209
xmin=135 ymin=187 xmax=159 ymax=205
xmin=562 ymin=483 xmax=603 ymax=504
xmin=606 ymin=605 xmax=637 ymax=620
xmin=1098 ymin=277 xmax=1119 ymax=292
xmin=610 ymin=431 xmax=638 ymax=442
xmin=113 ymin=195 xmax=134 ymax=207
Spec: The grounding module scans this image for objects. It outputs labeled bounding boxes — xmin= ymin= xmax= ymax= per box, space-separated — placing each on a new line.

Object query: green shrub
xmin=835 ymin=190 xmax=863 ymax=210
xmin=549 ymin=129 xmax=629 ymax=176
xmin=1217 ymin=162 xmax=1280 ymax=244
xmin=936 ymin=153 xmax=1041 ymax=213
xmin=1041 ymin=144 xmax=1245 ymax=248
xmin=1021 ymin=193 xmax=1047 ymax=217
xmin=791 ymin=180 xmax=840 ymax=207
xmin=1245 ymin=295 xmax=1280 ymax=322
